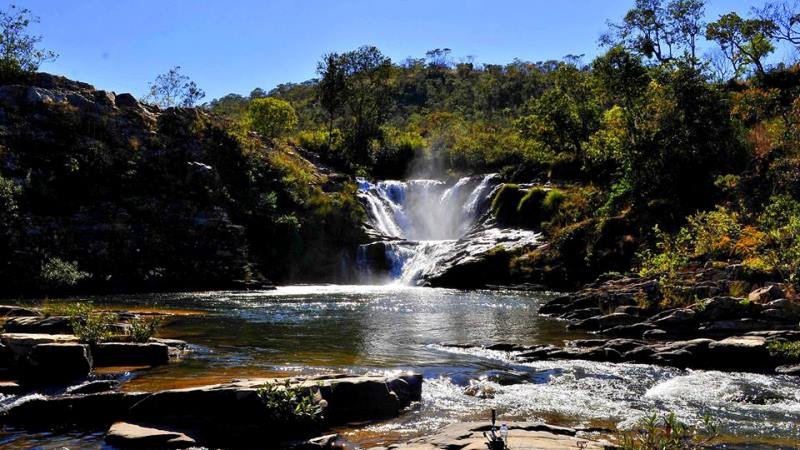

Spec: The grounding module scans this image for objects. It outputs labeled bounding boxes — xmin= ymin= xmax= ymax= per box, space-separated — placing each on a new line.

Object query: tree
xmin=755 ymin=1 xmax=800 ymax=46
xmin=248 ymin=97 xmax=298 ymax=139
xmin=316 ymin=46 xmax=394 ymax=165
xmin=0 ymin=4 xmax=56 ymax=78
xmin=603 ymin=0 xmax=706 ymax=66
xmin=142 ymin=66 xmax=206 ymax=108
xmin=317 ymin=53 xmax=347 ymax=147
xmin=706 ymin=12 xmax=777 ymax=78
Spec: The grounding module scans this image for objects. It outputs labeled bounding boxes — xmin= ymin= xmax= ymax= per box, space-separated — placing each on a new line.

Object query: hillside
xmin=0 ymin=73 xmax=365 ymax=295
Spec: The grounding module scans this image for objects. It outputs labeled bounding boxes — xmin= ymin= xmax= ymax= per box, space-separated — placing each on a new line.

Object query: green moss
xmin=491 ymin=184 xmax=523 ymax=226
xmin=768 ymin=341 xmax=800 ymax=360
xmin=516 ymin=188 xmax=547 ymax=228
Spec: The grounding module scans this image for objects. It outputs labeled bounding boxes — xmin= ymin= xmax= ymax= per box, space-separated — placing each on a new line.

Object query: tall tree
xmin=755 ymin=1 xmax=800 ymax=47
xmin=317 ymin=53 xmax=347 ymax=147
xmin=142 ymin=66 xmax=206 ymax=108
xmin=706 ymin=12 xmax=777 ymax=78
xmin=0 ymin=4 xmax=56 ymax=78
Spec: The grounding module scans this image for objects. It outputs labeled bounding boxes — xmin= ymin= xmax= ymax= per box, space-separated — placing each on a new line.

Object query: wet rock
xmin=748 ymin=284 xmax=785 ymax=303
xmin=650 ymin=349 xmax=694 ymax=367
xmin=649 ymin=308 xmax=696 ymax=330
xmin=3 ymin=316 xmax=72 ymax=334
xmin=706 ymin=336 xmax=771 ymax=370
xmin=485 ymin=370 xmax=531 ymax=385
xmin=776 ymin=364 xmax=800 ymax=375
xmin=24 ymin=343 xmax=92 ymax=383
xmin=2 ymin=391 xmax=150 ymax=426
xmin=66 ymin=379 xmax=121 ymax=394
xmin=105 ymin=421 xmax=196 ymax=449
xmin=1 ymin=333 xmax=78 ymax=364
xmin=699 ymin=318 xmax=776 ymax=333
xmin=463 ymin=381 xmax=498 ymax=399
xmin=602 ymin=322 xmax=657 ymax=338
xmin=92 ymin=342 xmax=170 ymax=367
xmin=614 ymin=305 xmax=647 ymax=316
xmin=0 ymin=381 xmax=23 ymax=395
xmin=694 ymin=296 xmax=753 ymax=321
xmin=294 ymin=433 xmax=341 ymax=449
xmin=642 ymin=329 xmax=669 ymax=340
xmin=596 ymin=313 xmax=641 ymax=330
xmin=0 ymin=306 xmax=42 ymax=318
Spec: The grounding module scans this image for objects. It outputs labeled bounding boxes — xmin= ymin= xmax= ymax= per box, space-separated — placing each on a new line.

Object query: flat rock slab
xmin=0 ymin=306 xmax=42 ymax=317
xmin=3 ymin=316 xmax=72 ymax=334
xmin=105 ymin=421 xmax=196 ymax=449
xmin=92 ymin=342 xmax=170 ymax=367
xmin=1 ymin=333 xmax=78 ymax=361
xmin=382 ymin=422 xmax=606 ymax=450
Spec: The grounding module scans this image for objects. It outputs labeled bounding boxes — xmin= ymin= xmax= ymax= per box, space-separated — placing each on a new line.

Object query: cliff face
xmin=0 ymin=73 xmax=363 ymax=295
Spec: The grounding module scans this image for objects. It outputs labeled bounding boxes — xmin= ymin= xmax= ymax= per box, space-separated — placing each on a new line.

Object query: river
xmin=4 ymin=285 xmax=800 ymax=448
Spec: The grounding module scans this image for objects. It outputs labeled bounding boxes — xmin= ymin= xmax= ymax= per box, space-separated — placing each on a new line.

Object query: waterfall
xmin=357 ymin=174 xmax=539 ymax=285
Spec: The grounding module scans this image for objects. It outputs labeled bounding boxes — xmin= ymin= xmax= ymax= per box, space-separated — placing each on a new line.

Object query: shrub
xmin=491 ymin=184 xmax=523 ymax=226
xmin=618 ymin=412 xmax=718 ymax=450
xmin=129 ymin=316 xmax=161 ymax=342
xmin=516 ymin=188 xmax=547 ymax=228
xmin=257 ymin=379 xmax=325 ymax=430
xmin=38 ymin=257 xmax=89 ymax=291
xmin=65 ymin=305 xmax=115 ymax=344
xmin=768 ymin=341 xmax=800 ymax=361
xmin=248 ymin=97 xmax=298 ymax=139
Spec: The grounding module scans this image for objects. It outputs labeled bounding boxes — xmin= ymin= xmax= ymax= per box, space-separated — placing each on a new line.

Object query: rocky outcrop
xmin=92 ymin=342 xmax=170 ymax=367
xmin=105 ymin=422 xmax=196 ymax=449
xmin=450 ymin=330 xmax=800 ymax=374
xmin=1 ymin=374 xmax=422 ymax=448
xmin=372 ymin=421 xmax=608 ymax=450
xmin=540 ymin=268 xmax=800 ymax=341
xmin=24 ymin=343 xmax=92 ymax=383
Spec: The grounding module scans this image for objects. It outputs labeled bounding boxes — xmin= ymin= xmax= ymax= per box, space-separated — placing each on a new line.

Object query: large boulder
xmin=0 ymin=305 xmax=42 ymax=318
xmin=3 ymin=316 xmax=72 ymax=334
xmin=748 ymin=285 xmax=785 ymax=303
xmin=24 ymin=343 xmax=92 ymax=383
xmin=105 ymin=422 xmax=196 ymax=449
xmin=706 ymin=336 xmax=772 ymax=370
xmin=0 ymin=333 xmax=78 ymax=365
xmin=92 ymin=342 xmax=170 ymax=367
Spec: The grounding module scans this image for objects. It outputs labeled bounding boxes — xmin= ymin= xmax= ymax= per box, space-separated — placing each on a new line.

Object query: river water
xmin=4 ymin=285 xmax=800 ymax=448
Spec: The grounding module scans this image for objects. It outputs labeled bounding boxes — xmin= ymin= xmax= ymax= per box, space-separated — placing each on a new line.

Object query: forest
xmin=1 ymin=0 xmax=800 ymax=297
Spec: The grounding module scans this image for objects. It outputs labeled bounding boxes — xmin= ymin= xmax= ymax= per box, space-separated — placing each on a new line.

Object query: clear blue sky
xmin=15 ymin=0 xmax=770 ymax=100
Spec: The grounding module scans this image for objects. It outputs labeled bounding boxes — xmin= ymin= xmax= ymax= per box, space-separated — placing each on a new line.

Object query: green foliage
xmin=38 ymin=257 xmax=89 ymax=291
xmin=248 ymin=97 xmax=299 ymax=139
xmin=129 ymin=316 xmax=161 ymax=342
xmin=491 ymin=184 xmax=523 ymax=226
xmin=767 ymin=340 xmax=800 ymax=360
xmin=618 ymin=412 xmax=719 ymax=450
xmin=706 ymin=12 xmax=777 ymax=78
xmin=0 ymin=4 xmax=57 ymax=80
xmin=62 ymin=304 xmax=115 ymax=344
xmin=257 ymin=379 xmax=325 ymax=429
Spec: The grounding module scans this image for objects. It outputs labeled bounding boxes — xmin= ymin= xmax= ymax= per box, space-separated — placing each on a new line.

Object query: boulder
xmin=105 ymin=422 xmax=196 ymax=449
xmin=596 ymin=313 xmax=641 ymax=330
xmin=602 ymin=322 xmax=657 ymax=338
xmin=1 ymin=333 xmax=78 ymax=364
xmin=0 ymin=305 xmax=42 ymax=318
xmin=24 ymin=343 xmax=92 ymax=383
xmin=649 ymin=308 xmax=696 ymax=330
xmin=3 ymin=316 xmax=72 ymax=334
xmin=66 ymin=379 xmax=120 ymax=394
xmin=297 ymin=433 xmax=340 ymax=449
xmin=92 ymin=342 xmax=170 ymax=367
xmin=706 ymin=336 xmax=771 ymax=370
xmin=2 ymin=391 xmax=150 ymax=426
xmin=748 ymin=285 xmax=785 ymax=303
xmin=114 ymin=93 xmax=140 ymax=108
xmin=775 ymin=364 xmax=800 ymax=376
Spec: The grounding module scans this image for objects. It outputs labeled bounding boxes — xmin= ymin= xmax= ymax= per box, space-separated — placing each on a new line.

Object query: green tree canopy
xmin=248 ymin=97 xmax=299 ymax=139
xmin=0 ymin=4 xmax=56 ymax=79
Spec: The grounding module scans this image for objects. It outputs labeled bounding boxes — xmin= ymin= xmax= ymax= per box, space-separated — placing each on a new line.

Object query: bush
xmin=248 ymin=97 xmax=298 ymax=139
xmin=491 ymin=184 xmax=523 ymax=226
xmin=618 ymin=412 xmax=718 ymax=450
xmin=64 ymin=304 xmax=115 ymax=344
xmin=129 ymin=316 xmax=161 ymax=342
xmin=516 ymin=188 xmax=548 ymax=228
xmin=257 ymin=379 xmax=325 ymax=431
xmin=38 ymin=257 xmax=89 ymax=292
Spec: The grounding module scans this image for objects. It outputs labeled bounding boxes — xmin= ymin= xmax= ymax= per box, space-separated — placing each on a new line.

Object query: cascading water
xmin=357 ymin=174 xmax=540 ymax=284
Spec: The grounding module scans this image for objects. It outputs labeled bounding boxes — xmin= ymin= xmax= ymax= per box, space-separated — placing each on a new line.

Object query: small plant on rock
xmin=128 ymin=316 xmax=162 ymax=342
xmin=257 ymin=379 xmax=325 ymax=430
xmin=618 ymin=412 xmax=719 ymax=450
xmin=64 ymin=304 xmax=115 ymax=344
